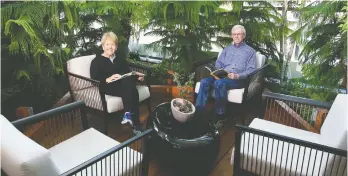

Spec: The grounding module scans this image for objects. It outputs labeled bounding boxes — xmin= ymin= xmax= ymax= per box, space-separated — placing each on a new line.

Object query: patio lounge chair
xmin=65 ymin=55 xmax=152 ymax=134
xmin=1 ymin=101 xmax=152 ymax=176
xmin=231 ymin=92 xmax=347 ymax=175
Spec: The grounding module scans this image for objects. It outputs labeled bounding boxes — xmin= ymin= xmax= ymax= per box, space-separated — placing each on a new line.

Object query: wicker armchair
xmin=64 ymin=55 xmax=152 ymax=134
xmin=192 ymin=52 xmax=268 ymax=115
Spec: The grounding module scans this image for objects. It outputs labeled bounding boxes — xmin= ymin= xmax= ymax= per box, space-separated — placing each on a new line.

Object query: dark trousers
xmin=195 ymin=77 xmax=245 ymax=114
xmin=104 ymin=76 xmax=140 ymax=126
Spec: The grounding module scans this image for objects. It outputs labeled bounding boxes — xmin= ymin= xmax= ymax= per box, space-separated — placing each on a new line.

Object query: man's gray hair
xmin=231 ymin=25 xmax=246 ymax=36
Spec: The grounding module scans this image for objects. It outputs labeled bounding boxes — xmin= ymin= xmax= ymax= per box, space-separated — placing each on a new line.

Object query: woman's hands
xmin=106 ymin=74 xmax=121 ymax=83
xmin=136 ymin=72 xmax=145 ymax=81
xmin=106 ymin=72 xmax=145 ymax=83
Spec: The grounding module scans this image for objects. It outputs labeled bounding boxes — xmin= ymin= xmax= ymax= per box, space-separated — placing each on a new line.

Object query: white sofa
xmin=231 ymin=94 xmax=347 ymax=175
xmin=1 ymin=102 xmax=149 ymax=176
xmin=194 ymin=52 xmax=266 ymax=104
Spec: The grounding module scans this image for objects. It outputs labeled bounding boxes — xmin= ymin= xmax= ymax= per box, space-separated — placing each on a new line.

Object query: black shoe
xmin=214 ymin=113 xmax=226 ymax=129
xmin=132 ymin=126 xmax=144 ymax=135
xmin=216 ymin=113 xmax=226 ymax=120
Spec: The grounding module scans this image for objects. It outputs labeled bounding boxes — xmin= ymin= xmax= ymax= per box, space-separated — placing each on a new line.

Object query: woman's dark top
xmin=90 ymin=53 xmax=131 ymax=95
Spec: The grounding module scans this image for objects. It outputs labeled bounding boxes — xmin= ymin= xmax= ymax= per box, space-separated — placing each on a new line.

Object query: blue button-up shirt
xmin=215 ymin=42 xmax=257 ymax=79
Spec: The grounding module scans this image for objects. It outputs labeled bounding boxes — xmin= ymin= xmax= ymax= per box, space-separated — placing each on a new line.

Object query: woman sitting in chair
xmin=90 ymin=32 xmax=144 ymax=134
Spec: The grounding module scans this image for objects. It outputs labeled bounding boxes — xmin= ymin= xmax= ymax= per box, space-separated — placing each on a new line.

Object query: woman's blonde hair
xmin=101 ymin=32 xmax=118 ymax=46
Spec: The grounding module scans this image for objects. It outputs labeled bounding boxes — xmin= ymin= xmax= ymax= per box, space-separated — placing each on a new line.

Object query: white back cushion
xmin=320 ymin=94 xmax=347 ymax=149
xmin=1 ymin=115 xmax=59 ymax=176
xmin=67 ymin=55 xmax=96 ymax=78
xmin=255 ymin=52 xmax=266 ymax=69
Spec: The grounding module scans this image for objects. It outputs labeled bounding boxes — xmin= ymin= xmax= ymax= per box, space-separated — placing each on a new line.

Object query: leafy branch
xmin=172 ymin=71 xmax=195 ymax=103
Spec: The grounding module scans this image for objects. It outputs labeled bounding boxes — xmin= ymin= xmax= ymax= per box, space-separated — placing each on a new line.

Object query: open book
xmin=108 ymin=71 xmax=144 ymax=83
xmin=205 ymin=64 xmax=229 ymax=79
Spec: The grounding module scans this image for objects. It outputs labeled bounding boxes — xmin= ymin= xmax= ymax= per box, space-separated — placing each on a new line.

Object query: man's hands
xmin=228 ymin=73 xmax=239 ymax=79
xmin=106 ymin=74 xmax=121 ymax=83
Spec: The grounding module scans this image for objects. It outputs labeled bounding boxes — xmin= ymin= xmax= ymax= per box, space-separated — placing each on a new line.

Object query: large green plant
xmin=292 ymin=1 xmax=347 ymax=89
xmin=214 ymin=1 xmax=282 ymax=60
xmin=1 ymin=1 xmax=81 ymax=117
xmin=1 ymin=1 xmax=140 ymax=117
xmin=143 ymin=1 xmax=220 ymax=72
xmin=74 ymin=1 xmax=139 ymax=57
xmin=1 ymin=1 xmax=80 ymax=73
xmin=281 ymin=78 xmax=338 ymax=102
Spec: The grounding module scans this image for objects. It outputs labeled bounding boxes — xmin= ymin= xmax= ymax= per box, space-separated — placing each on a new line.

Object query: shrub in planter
xmin=171 ymin=71 xmax=195 ymax=122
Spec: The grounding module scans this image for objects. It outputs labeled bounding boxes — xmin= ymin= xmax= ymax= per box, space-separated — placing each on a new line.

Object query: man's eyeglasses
xmin=232 ymin=33 xmax=244 ymax=36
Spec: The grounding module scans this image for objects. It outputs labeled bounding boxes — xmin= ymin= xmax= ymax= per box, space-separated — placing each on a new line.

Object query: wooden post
xmin=315 ymin=108 xmax=329 ymax=132
xmin=16 ymin=106 xmax=33 ymax=119
xmin=167 ymin=70 xmax=174 ymax=85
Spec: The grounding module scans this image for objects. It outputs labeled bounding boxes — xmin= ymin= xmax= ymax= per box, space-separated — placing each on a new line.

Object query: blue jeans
xmin=195 ymin=77 xmax=245 ymax=114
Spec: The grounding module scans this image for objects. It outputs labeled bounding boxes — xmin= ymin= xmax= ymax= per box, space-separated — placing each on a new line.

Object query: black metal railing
xmin=262 ymin=92 xmax=332 ymax=133
xmin=61 ymin=129 xmax=153 ymax=176
xmin=234 ymin=125 xmax=347 ymax=176
xmin=12 ymin=101 xmax=88 ymax=149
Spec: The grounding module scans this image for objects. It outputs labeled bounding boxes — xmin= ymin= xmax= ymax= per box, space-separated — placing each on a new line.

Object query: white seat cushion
xmin=194 ymin=82 xmax=245 ymax=104
xmin=320 ymin=94 xmax=347 ymax=149
xmin=105 ymin=85 xmax=150 ymax=113
xmin=50 ymin=128 xmax=143 ymax=175
xmin=1 ymin=115 xmax=60 ymax=176
xmin=230 ymin=118 xmax=345 ymax=175
xmin=74 ymin=85 xmax=150 ymax=113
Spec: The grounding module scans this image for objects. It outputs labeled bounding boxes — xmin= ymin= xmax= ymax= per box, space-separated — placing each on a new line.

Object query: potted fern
xmin=171 ymin=71 xmax=196 ymax=123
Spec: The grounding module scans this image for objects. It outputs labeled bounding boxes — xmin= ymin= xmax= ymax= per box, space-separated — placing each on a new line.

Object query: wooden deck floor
xmin=80 ymin=88 xmax=258 ymax=176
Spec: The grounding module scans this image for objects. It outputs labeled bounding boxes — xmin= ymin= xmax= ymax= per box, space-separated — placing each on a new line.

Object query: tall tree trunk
xmin=280 ymin=0 xmax=288 ymax=86
xmin=339 ymin=59 xmax=347 ymax=90
xmin=343 ymin=69 xmax=347 ymax=90
xmin=284 ymin=40 xmax=296 ymax=79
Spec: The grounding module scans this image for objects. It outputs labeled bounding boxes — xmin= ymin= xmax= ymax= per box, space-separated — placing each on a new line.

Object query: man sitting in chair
xmin=195 ymin=25 xmax=257 ymax=121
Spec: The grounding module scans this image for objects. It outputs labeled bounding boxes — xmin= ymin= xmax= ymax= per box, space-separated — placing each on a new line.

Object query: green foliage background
xmin=1 ymin=1 xmax=346 ymax=119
